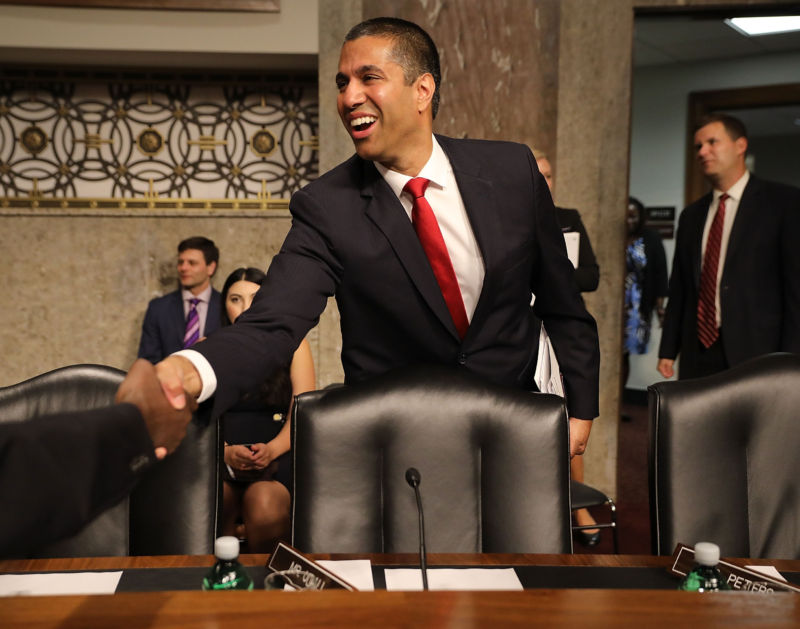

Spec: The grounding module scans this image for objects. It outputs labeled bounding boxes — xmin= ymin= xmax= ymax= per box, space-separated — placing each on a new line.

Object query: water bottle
xmin=202 ymin=536 xmax=254 ymax=591
xmin=679 ymin=542 xmax=731 ymax=592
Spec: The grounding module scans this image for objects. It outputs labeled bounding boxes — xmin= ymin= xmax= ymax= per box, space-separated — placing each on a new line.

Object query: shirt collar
xmin=182 ymin=284 xmax=212 ymax=303
xmin=714 ymin=170 xmax=749 ymax=203
xmin=373 ymin=135 xmax=451 ymax=198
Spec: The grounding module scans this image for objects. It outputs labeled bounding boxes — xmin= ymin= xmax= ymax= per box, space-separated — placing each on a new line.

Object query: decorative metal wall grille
xmin=0 ymin=68 xmax=318 ymax=204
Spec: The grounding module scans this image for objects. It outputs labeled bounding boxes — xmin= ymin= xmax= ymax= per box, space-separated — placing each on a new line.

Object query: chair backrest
xmin=291 ymin=366 xmax=572 ymax=554
xmin=0 ymin=364 xmax=220 ymax=557
xmin=0 ymin=364 xmax=129 ymax=558
xmin=128 ymin=406 xmax=221 ymax=555
xmin=648 ymin=353 xmax=800 ymax=559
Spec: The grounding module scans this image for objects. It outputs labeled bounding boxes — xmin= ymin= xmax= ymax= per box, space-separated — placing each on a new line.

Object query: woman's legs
xmin=571 ymin=455 xmax=600 ymax=539
xmin=241 ymin=480 xmax=291 ymax=553
xmin=221 ymin=480 xmax=244 ymax=537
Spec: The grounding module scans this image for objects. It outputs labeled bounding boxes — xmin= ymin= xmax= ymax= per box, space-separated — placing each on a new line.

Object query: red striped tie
xmin=404 ymin=177 xmax=469 ymax=339
xmin=697 ymin=193 xmax=727 ymax=348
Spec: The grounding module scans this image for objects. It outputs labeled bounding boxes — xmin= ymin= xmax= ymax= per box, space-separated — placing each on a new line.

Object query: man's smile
xmin=348 ymin=114 xmax=378 ymax=138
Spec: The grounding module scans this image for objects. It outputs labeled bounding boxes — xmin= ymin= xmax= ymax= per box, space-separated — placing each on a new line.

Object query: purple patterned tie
xmin=183 ymin=297 xmax=200 ymax=348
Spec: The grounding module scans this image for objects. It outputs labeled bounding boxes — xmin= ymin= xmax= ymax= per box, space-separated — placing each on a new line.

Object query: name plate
xmin=266 ymin=542 xmax=357 ymax=591
xmin=669 ymin=543 xmax=800 ymax=594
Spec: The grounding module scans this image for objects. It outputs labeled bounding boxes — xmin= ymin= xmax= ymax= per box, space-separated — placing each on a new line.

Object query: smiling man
xmin=137 ymin=236 xmax=222 ymax=363
xmin=143 ymin=17 xmax=600 ymax=457
xmin=658 ymin=113 xmax=800 ymax=380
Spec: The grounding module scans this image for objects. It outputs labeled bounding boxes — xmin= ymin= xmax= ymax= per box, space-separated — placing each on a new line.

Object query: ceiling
xmin=633 ymin=13 xmax=800 ymax=138
xmin=633 ymin=14 xmax=800 ymax=67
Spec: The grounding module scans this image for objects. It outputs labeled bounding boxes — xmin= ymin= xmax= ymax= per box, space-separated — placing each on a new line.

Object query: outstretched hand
xmin=155 ymin=355 xmax=203 ymax=410
xmin=116 ymin=359 xmax=196 ymax=459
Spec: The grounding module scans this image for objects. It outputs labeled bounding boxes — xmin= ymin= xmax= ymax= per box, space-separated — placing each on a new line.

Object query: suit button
xmin=129 ymin=454 xmax=150 ymax=473
xmin=457 ymin=353 xmax=467 ymax=365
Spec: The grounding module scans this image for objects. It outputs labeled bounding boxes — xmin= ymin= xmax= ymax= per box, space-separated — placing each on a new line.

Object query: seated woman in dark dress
xmin=219 ymin=267 xmax=316 ymax=552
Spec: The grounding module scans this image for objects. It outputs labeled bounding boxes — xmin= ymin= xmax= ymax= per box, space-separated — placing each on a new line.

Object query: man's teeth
xmin=351 ymin=116 xmax=376 ymax=128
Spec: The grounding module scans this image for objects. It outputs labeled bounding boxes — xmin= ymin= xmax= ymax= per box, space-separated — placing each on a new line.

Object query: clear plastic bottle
xmin=679 ymin=542 xmax=731 ymax=592
xmin=202 ymin=536 xmax=254 ymax=591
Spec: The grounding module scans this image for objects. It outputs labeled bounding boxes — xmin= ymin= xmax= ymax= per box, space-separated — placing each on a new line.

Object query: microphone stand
xmin=405 ymin=467 xmax=429 ymax=590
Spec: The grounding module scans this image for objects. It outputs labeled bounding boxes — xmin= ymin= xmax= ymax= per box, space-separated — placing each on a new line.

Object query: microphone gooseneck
xmin=405 ymin=467 xmax=428 ymax=590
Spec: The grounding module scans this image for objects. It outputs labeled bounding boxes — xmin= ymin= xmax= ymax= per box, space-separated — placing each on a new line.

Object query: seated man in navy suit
xmin=137 ymin=236 xmax=222 ymax=363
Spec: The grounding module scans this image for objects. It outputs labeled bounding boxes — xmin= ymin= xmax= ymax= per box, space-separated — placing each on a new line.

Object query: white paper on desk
xmin=564 ymin=231 xmax=579 ymax=268
xmin=384 ymin=568 xmax=522 ymax=591
xmin=745 ymin=566 xmax=787 ymax=582
xmin=0 ymin=571 xmax=122 ymax=596
xmin=316 ymin=559 xmax=375 ymax=591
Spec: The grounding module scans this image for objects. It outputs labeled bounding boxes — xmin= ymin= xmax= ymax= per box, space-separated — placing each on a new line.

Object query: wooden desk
xmin=2 ymin=554 xmax=799 ymax=628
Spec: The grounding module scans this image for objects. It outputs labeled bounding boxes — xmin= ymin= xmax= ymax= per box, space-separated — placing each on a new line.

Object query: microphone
xmin=405 ymin=467 xmax=429 ymax=590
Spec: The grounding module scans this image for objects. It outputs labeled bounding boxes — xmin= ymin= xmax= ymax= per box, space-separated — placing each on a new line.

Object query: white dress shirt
xmin=701 ymin=170 xmax=749 ymax=327
xmin=374 ymin=135 xmax=485 ymax=320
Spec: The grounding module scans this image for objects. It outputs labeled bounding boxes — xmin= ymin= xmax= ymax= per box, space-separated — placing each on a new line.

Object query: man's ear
xmin=208 ymin=261 xmax=217 ymax=277
xmin=416 ymin=73 xmax=435 ymax=115
xmin=735 ymin=135 xmax=748 ymax=158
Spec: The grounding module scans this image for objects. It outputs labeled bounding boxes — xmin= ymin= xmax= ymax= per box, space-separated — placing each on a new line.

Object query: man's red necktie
xmin=697 ymin=193 xmax=728 ymax=348
xmin=404 ymin=177 xmax=469 ymax=339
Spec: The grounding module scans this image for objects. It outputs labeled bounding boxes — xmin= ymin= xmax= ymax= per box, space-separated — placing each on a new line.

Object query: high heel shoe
xmin=576 ymin=529 xmax=601 ymax=547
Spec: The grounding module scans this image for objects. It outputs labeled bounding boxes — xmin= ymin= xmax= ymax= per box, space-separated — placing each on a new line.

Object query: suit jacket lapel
xmin=724 ymin=176 xmax=758 ymax=274
xmin=360 ymin=159 xmax=459 ymax=337
xmin=691 ymin=192 xmax=713 ymax=290
xmin=172 ymin=291 xmax=186 ymax=347
xmin=437 ymin=137 xmax=502 ymax=331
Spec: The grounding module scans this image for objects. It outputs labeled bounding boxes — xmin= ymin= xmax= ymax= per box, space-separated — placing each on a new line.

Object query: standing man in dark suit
xmin=134 ymin=17 xmax=600 ymax=457
xmin=137 ymin=236 xmax=222 ymax=363
xmin=533 ymin=150 xmax=599 ymax=292
xmin=658 ymin=113 xmax=800 ymax=380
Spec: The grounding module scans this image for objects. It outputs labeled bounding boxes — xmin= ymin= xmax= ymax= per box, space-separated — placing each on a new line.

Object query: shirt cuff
xmin=172 ymin=349 xmax=217 ymax=403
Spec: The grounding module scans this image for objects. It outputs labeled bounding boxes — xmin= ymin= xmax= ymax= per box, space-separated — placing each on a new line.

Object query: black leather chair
xmin=291 ymin=366 xmax=572 ymax=554
xmin=648 ymin=353 xmax=800 ymax=559
xmin=0 ymin=364 xmax=129 ymax=558
xmin=0 ymin=363 xmax=220 ymax=557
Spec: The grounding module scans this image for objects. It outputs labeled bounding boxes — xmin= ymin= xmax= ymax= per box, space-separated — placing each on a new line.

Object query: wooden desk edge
xmin=0 ymin=552 xmax=680 ymax=572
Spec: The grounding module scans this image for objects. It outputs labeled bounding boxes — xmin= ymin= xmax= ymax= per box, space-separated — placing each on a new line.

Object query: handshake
xmin=116 ymin=356 xmax=202 ymax=459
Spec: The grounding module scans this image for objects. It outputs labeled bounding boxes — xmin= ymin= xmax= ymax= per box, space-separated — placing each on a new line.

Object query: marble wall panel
xmin=0 ymin=209 xmax=292 ymax=386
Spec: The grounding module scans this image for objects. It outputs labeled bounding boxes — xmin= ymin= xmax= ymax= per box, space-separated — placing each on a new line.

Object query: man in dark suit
xmin=0 ymin=360 xmax=194 ymax=556
xmin=137 ymin=236 xmax=222 ymax=363
xmin=534 ymin=150 xmax=599 ymax=292
xmin=658 ymin=113 xmax=800 ymax=380
xmin=141 ymin=17 xmax=600 ymax=457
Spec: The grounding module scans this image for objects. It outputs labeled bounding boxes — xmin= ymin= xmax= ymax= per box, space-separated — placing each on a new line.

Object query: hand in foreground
xmin=116 ymin=359 xmax=196 ymax=459
xmin=569 ymin=417 xmax=593 ymax=459
xmin=657 ymin=358 xmax=674 ymax=379
xmin=155 ymin=355 xmax=203 ymax=410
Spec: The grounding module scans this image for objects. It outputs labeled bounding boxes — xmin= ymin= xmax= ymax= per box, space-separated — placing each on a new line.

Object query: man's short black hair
xmin=345 ymin=17 xmax=441 ymax=119
xmin=178 ymin=236 xmax=219 ymax=266
xmin=696 ymin=113 xmax=748 ymax=141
